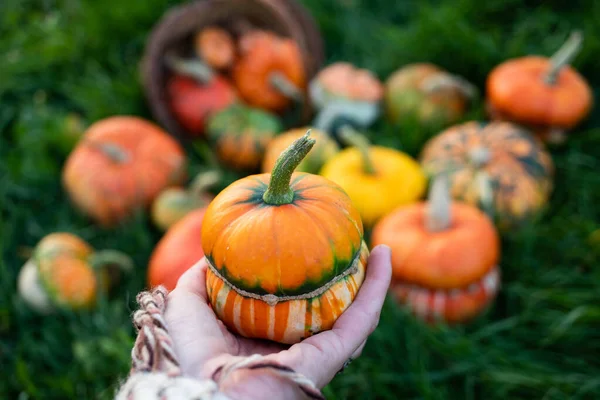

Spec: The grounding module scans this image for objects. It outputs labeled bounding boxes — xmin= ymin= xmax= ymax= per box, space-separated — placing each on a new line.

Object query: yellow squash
xmin=320 ymin=128 xmax=426 ymax=227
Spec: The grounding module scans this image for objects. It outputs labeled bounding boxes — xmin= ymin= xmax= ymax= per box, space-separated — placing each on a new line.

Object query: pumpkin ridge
xmin=206 ymin=243 xmax=364 ymax=302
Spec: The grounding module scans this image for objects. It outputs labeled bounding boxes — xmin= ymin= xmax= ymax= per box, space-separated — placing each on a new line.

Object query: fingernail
xmin=375 ymin=244 xmax=391 ymax=257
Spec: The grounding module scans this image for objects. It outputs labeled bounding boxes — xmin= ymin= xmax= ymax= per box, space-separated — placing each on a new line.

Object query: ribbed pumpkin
xmin=207 ymin=103 xmax=283 ymax=171
xmin=148 ymin=208 xmax=207 ymax=291
xmin=371 ymin=176 xmax=501 ymax=323
xmin=420 ymin=121 xmax=554 ymax=230
xmin=320 ymin=127 xmax=426 ymax=227
xmin=232 ymin=30 xmax=306 ymax=113
xmin=261 ymin=127 xmax=339 ymax=174
xmin=486 ymin=31 xmax=593 ymax=143
xmin=62 ymin=116 xmax=187 ymax=227
xmin=17 ymin=233 xmax=133 ymax=314
xmin=201 ymin=131 xmax=368 ymax=344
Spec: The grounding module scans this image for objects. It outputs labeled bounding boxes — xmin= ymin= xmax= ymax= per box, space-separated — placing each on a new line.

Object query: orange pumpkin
xmin=148 ymin=208 xmax=207 ymax=291
xmin=194 ymin=26 xmax=236 ymax=70
xmin=420 ymin=121 xmax=554 ymax=231
xmin=371 ymin=176 xmax=501 ymax=323
xmin=201 ymin=131 xmax=367 ymax=344
xmin=486 ymin=31 xmax=593 ymax=143
xmin=207 ymin=103 xmax=283 ymax=171
xmin=151 ymin=170 xmax=220 ymax=231
xmin=17 ymin=233 xmax=133 ymax=314
xmin=384 ymin=63 xmax=476 ymax=132
xmin=62 ymin=116 xmax=187 ymax=227
xmin=232 ymin=30 xmax=306 ymax=113
xmin=261 ymin=127 xmax=339 ymax=174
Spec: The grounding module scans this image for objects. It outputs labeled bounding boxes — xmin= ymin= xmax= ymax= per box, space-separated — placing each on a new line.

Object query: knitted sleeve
xmin=114 ymin=286 xmax=325 ymax=400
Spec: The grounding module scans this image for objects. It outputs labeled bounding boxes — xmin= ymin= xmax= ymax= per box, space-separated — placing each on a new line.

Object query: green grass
xmin=1 ymin=0 xmax=600 ymax=398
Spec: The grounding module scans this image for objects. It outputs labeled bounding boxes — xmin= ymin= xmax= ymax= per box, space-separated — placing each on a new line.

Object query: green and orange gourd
xmin=201 ymin=131 xmax=368 ymax=344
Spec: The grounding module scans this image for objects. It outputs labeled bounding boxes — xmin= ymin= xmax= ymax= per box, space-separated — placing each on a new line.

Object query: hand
xmin=164 ymin=245 xmax=392 ymax=400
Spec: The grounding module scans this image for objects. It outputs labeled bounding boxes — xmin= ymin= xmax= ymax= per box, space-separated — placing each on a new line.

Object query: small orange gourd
xmin=201 ymin=131 xmax=368 ymax=344
xmin=148 ymin=208 xmax=207 ymax=291
xmin=62 ymin=116 xmax=187 ymax=227
xmin=194 ymin=26 xmax=236 ymax=70
xmin=486 ymin=31 xmax=593 ymax=143
xmin=371 ymin=176 xmax=501 ymax=324
xmin=232 ymin=30 xmax=306 ymax=113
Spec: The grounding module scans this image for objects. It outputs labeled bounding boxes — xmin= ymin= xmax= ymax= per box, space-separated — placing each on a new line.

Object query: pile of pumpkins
xmin=17 ymin=7 xmax=593 ymax=346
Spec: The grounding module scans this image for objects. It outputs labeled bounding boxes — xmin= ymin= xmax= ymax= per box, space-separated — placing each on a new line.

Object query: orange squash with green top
xmin=201 ymin=131 xmax=368 ymax=344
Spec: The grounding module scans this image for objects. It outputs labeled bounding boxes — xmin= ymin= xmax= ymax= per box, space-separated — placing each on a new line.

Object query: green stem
xmin=338 ymin=125 xmax=376 ymax=175
xmin=544 ymin=31 xmax=583 ymax=85
xmin=165 ymin=51 xmax=214 ymax=84
xmin=270 ymin=72 xmax=304 ymax=103
xmin=189 ymin=170 xmax=222 ymax=197
xmin=262 ymin=131 xmax=315 ymax=205
xmin=87 ymin=141 xmax=130 ymax=163
xmin=425 ymin=174 xmax=452 ymax=232
xmin=89 ymin=250 xmax=134 ymax=292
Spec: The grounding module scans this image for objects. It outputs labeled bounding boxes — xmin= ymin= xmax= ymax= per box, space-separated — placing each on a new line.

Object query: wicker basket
xmin=140 ymin=0 xmax=325 ymax=142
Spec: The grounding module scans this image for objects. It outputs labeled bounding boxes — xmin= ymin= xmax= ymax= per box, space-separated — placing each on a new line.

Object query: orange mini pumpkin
xmin=62 ymin=116 xmax=187 ymax=227
xmin=17 ymin=233 xmax=133 ymax=314
xmin=371 ymin=176 xmax=501 ymax=324
xmin=232 ymin=30 xmax=306 ymax=113
xmin=148 ymin=208 xmax=207 ymax=291
xmin=194 ymin=26 xmax=236 ymax=70
xmin=486 ymin=31 xmax=593 ymax=143
xmin=201 ymin=131 xmax=368 ymax=344
xmin=420 ymin=121 xmax=554 ymax=231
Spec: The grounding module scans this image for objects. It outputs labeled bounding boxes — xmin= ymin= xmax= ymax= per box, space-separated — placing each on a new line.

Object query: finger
xmin=350 ymin=339 xmax=367 ymax=360
xmin=274 ymin=245 xmax=392 ymax=387
xmin=165 ymin=258 xmax=238 ymax=376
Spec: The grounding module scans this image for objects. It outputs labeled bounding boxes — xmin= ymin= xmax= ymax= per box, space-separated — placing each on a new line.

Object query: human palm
xmin=164 ymin=245 xmax=392 ymax=399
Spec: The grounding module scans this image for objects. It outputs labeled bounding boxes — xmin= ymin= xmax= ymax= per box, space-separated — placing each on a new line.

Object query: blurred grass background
xmin=1 ymin=0 xmax=600 ymax=398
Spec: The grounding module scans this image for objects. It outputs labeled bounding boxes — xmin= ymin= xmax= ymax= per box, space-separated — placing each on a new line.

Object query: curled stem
xmin=338 ymin=125 xmax=376 ymax=175
xmin=262 ymin=130 xmax=315 ymax=205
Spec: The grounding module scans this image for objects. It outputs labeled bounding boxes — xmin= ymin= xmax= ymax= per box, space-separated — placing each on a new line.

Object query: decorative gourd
xmin=261 ymin=127 xmax=339 ymax=174
xmin=62 ymin=116 xmax=187 ymax=227
xmin=148 ymin=208 xmax=207 ymax=291
xmin=201 ymin=131 xmax=368 ymax=344
xmin=232 ymin=30 xmax=306 ymax=113
xmin=320 ymin=127 xmax=426 ymax=227
xmin=17 ymin=233 xmax=133 ymax=314
xmin=165 ymin=53 xmax=238 ymax=137
xmin=419 ymin=121 xmax=554 ymax=230
xmin=206 ymin=103 xmax=283 ymax=171
xmin=309 ymin=62 xmax=384 ymax=142
xmin=151 ymin=171 xmax=221 ymax=231
xmin=194 ymin=27 xmax=236 ymax=70
xmin=384 ymin=63 xmax=476 ymax=131
xmin=486 ymin=31 xmax=593 ymax=143
xmin=371 ymin=176 xmax=501 ymax=324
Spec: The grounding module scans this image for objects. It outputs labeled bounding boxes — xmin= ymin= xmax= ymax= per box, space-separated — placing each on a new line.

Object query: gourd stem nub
xmin=545 ymin=31 xmax=583 ymax=85
xmin=425 ymin=175 xmax=452 ymax=232
xmin=263 ymin=131 xmax=315 ymax=205
xmin=165 ymin=51 xmax=214 ymax=84
xmin=338 ymin=125 xmax=376 ymax=175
